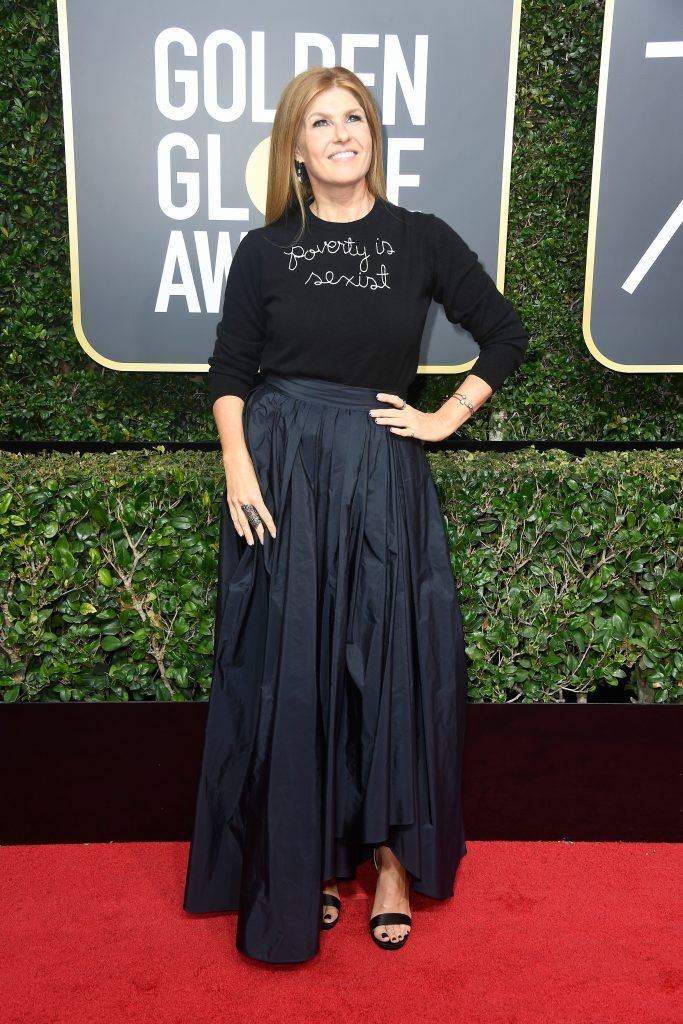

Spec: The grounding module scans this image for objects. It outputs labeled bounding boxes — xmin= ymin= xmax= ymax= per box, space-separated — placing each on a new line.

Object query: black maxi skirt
xmin=183 ymin=371 xmax=468 ymax=963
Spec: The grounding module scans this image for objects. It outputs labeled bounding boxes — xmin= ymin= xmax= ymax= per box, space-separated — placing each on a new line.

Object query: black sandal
xmin=320 ymin=892 xmax=342 ymax=930
xmin=368 ymin=847 xmax=412 ymax=950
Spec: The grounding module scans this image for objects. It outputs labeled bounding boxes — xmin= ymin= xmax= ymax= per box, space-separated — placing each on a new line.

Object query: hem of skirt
xmin=334 ymin=842 xmax=468 ymax=901
xmin=236 ymin=940 xmax=320 ymax=965
xmin=183 ymin=902 xmax=238 ymax=914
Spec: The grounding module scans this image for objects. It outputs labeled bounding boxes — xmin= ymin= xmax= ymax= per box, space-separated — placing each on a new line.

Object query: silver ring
xmin=241 ymin=503 xmax=262 ymax=528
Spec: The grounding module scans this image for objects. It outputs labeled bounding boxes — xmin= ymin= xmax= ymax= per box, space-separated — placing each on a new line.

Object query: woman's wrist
xmin=222 ymin=446 xmax=251 ymax=469
xmin=435 ymin=396 xmax=474 ymax=436
xmin=436 ymin=375 xmax=493 ymax=435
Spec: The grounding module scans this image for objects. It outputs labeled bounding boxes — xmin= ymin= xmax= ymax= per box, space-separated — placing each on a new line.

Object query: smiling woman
xmin=294 ymin=89 xmax=375 ymax=221
xmin=183 ymin=64 xmax=529 ymax=966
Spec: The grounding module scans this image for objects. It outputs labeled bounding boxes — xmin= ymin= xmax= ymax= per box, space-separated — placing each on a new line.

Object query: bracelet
xmin=451 ymin=391 xmax=475 ymax=413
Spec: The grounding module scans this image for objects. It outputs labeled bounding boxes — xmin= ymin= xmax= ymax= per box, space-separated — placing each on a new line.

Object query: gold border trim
xmin=582 ymin=0 xmax=680 ymax=372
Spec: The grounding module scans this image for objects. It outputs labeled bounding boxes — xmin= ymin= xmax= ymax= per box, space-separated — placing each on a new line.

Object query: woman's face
xmin=294 ymin=86 xmax=373 ymax=192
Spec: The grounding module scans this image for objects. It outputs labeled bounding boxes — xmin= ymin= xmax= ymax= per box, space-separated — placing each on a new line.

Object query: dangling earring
xmin=295 ymin=160 xmax=305 ymax=184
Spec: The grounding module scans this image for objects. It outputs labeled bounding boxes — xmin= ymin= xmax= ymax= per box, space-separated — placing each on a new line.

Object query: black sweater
xmin=208 ymin=196 xmax=529 ymax=404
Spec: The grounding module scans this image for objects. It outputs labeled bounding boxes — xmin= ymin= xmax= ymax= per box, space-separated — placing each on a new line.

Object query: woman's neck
xmin=308 ymin=188 xmax=375 ymax=223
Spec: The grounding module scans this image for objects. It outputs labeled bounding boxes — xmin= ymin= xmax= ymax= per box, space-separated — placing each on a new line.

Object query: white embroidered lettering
xmin=304 ymin=266 xmax=390 ymax=289
xmin=284 ymin=235 xmax=394 ymax=289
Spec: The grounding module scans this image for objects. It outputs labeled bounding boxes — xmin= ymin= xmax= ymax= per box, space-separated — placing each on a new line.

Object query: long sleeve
xmin=207 ymin=231 xmax=267 ymax=404
xmin=427 ymin=214 xmax=529 ymax=393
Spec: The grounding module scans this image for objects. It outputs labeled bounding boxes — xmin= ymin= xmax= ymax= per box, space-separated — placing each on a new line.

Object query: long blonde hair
xmin=265 ymin=66 xmax=388 ymax=235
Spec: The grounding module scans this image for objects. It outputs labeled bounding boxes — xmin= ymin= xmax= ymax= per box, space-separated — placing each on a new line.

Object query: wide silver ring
xmin=241 ymin=503 xmax=262 ymax=528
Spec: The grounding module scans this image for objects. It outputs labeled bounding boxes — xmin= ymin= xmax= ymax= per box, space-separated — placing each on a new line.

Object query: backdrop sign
xmin=57 ymin=0 xmax=521 ymax=379
xmin=584 ymin=0 xmax=683 ymax=372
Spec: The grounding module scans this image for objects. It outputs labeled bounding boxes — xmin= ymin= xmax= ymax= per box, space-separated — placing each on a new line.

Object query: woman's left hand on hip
xmin=370 ymin=393 xmax=454 ymax=443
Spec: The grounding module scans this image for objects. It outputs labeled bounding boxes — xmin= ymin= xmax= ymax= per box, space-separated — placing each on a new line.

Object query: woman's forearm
xmin=212 ymin=395 xmax=251 ymax=466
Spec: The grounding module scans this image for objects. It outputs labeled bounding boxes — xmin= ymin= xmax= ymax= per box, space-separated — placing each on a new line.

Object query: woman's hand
xmin=224 ymin=453 xmax=277 ymax=546
xmin=369 ymin=393 xmax=461 ymax=443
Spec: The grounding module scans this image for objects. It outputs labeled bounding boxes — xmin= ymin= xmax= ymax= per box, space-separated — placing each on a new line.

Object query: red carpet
xmin=1 ymin=841 xmax=680 ymax=1023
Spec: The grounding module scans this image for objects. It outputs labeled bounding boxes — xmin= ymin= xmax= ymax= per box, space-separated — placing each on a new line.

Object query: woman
xmin=183 ymin=65 xmax=529 ymax=963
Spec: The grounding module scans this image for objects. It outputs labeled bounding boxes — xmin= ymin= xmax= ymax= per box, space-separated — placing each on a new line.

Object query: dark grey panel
xmin=587 ymin=0 xmax=683 ymax=369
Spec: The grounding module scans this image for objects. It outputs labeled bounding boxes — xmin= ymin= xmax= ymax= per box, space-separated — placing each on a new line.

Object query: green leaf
xmin=101 ymin=635 xmax=122 ymax=652
xmin=97 ymin=567 xmax=114 ymax=587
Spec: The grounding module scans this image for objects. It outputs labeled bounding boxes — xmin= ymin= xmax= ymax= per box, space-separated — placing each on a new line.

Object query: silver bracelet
xmin=451 ymin=391 xmax=475 ymax=413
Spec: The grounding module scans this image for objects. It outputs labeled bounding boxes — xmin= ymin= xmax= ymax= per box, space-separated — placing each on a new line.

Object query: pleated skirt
xmin=183 ymin=371 xmax=468 ymax=963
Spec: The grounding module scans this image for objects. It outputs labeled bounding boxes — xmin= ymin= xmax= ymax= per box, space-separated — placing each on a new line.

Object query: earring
xmin=295 ymin=160 xmax=305 ymax=183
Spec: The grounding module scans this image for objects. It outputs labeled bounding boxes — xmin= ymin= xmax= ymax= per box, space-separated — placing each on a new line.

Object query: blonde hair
xmin=265 ymin=65 xmax=388 ymax=236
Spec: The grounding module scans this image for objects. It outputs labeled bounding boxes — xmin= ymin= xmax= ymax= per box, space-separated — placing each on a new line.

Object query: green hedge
xmin=1 ymin=0 xmax=682 ymax=440
xmin=2 ymin=448 xmax=681 ymax=704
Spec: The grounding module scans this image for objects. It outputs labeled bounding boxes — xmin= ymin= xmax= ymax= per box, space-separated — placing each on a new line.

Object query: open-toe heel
xmin=368 ymin=847 xmax=412 ymax=950
xmin=321 ymin=892 xmax=341 ymax=930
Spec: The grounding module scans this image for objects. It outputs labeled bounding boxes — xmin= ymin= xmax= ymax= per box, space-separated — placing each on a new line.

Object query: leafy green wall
xmin=2 ymin=448 xmax=680 ymax=703
xmin=1 ymin=0 xmax=681 ymax=441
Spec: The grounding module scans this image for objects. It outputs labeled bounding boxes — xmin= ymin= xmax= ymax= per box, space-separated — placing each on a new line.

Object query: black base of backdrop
xmin=1 ymin=704 xmax=679 ymax=845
